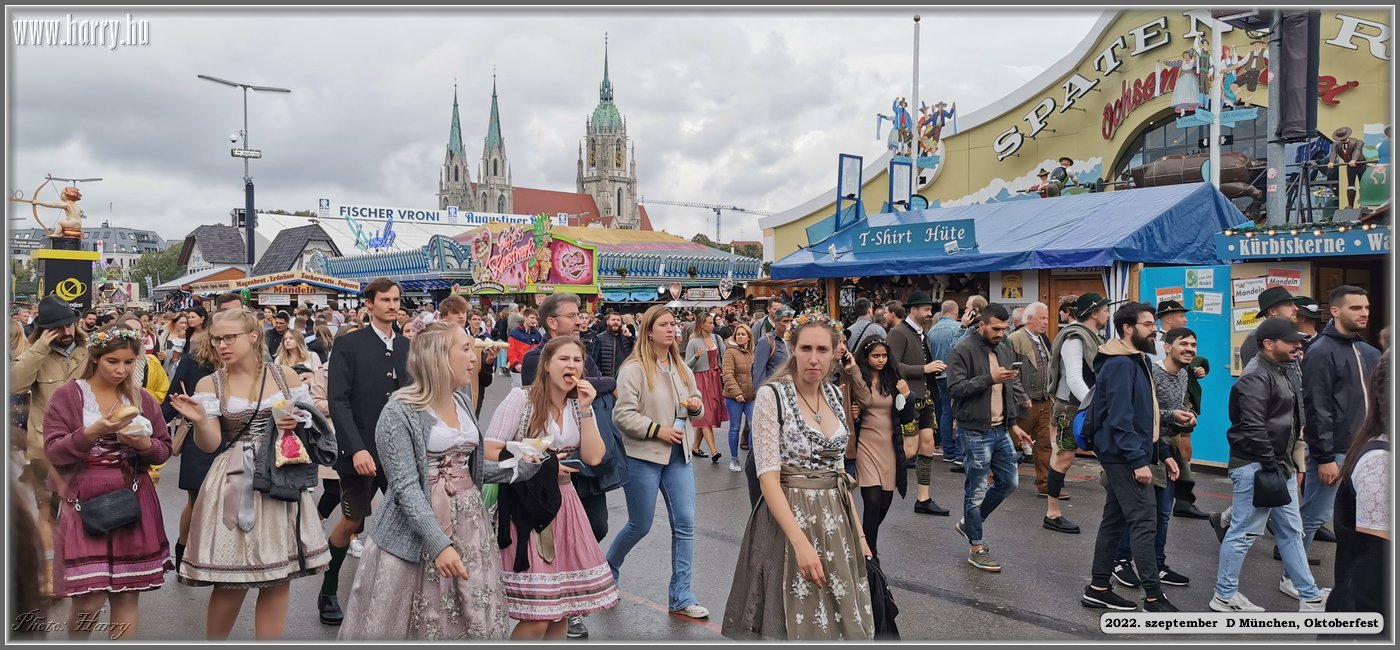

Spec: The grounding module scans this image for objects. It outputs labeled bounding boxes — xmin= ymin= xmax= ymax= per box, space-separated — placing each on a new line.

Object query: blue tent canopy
xmin=771 ymin=183 xmax=1246 ymax=279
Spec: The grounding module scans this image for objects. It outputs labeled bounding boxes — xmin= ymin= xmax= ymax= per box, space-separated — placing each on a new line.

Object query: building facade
xmin=10 ymin=224 xmax=169 ymax=268
xmin=577 ymin=39 xmax=642 ymax=229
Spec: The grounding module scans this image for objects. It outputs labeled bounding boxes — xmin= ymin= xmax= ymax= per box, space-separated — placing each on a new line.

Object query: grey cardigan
xmin=684 ymin=334 xmax=727 ymax=373
xmin=368 ymin=388 xmax=538 ymax=563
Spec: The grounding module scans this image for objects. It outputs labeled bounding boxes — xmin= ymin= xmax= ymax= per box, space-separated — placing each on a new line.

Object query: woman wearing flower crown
xmin=43 ymin=324 xmax=173 ymax=639
xmin=723 ymin=318 xmax=874 ymax=640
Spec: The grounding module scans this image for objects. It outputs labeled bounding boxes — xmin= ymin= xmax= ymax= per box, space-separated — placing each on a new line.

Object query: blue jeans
xmin=725 ymin=398 xmax=754 ymax=458
xmin=1300 ymin=452 xmax=1346 ymax=551
xmin=934 ymin=378 xmax=959 ymax=461
xmin=1116 ymin=479 xmax=1175 ymax=566
xmin=1214 ymin=462 xmax=1321 ymax=600
xmin=606 ymin=445 xmax=698 ymax=611
xmin=961 ymin=426 xmax=1019 ymax=545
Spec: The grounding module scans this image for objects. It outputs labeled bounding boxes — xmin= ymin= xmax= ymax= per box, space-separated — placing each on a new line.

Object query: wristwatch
xmin=579 ymin=408 xmax=595 ymax=419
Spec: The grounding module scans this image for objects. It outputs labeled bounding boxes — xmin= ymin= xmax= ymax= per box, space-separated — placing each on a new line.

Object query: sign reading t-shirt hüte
xmin=852 ymin=219 xmax=977 ymax=255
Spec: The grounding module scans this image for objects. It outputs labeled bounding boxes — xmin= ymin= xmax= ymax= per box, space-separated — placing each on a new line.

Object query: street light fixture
xmin=197 ymin=74 xmax=291 ymax=268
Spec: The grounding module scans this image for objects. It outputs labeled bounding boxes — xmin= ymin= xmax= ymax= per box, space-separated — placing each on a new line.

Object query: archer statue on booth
xmin=11 ymin=177 xmax=86 ymax=238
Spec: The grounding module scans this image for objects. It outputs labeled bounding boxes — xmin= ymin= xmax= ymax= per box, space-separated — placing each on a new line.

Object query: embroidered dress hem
xmin=498 ymin=482 xmax=619 ymax=620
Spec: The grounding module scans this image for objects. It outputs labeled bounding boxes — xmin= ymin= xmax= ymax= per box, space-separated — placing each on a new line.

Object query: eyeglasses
xmin=210 ymin=331 xmax=253 ymax=346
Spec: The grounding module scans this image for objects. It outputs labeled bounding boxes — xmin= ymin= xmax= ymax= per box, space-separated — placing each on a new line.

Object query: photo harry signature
xmin=12 ymin=609 xmax=130 ymax=639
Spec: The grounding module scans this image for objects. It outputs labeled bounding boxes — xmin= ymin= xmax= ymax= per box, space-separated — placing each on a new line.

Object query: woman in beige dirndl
xmin=722 ymin=319 xmax=874 ymax=641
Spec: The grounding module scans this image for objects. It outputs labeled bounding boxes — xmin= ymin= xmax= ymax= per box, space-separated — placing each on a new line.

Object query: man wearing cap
xmin=11 ymin=295 xmax=92 ymax=521
xmin=888 ymin=290 xmax=953 ymax=515
xmin=1043 ymin=292 xmax=1112 ymax=533
xmin=1149 ymin=300 xmax=1211 ymax=520
xmin=1327 ymin=126 xmax=1367 ymax=209
xmin=1293 ymin=296 xmax=1322 ymax=346
xmin=1210 ymin=318 xmax=1328 ymax=613
xmin=1047 ymin=157 xmax=1080 ymax=197
xmin=1239 ymin=287 xmax=1300 ymax=369
xmin=1297 ymin=285 xmax=1381 ymax=587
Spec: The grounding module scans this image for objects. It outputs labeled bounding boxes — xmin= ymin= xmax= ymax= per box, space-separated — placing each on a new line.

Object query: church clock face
xmin=588 ymin=146 xmax=596 ymax=167
xmin=615 ymin=148 xmax=625 ymax=168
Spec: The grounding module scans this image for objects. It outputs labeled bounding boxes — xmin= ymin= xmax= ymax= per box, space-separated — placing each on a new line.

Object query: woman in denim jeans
xmin=721 ymin=324 xmax=756 ymax=473
xmin=608 ymin=306 xmax=709 ymax=620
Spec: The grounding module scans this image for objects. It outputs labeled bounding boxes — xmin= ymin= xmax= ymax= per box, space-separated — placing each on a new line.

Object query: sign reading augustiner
xmin=853 ymin=218 xmax=978 ymax=255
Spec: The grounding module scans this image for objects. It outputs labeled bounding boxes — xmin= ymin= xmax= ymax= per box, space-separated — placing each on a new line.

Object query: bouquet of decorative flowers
xmin=86 ymin=328 xmax=142 ymax=349
xmin=784 ymin=309 xmax=838 ymax=344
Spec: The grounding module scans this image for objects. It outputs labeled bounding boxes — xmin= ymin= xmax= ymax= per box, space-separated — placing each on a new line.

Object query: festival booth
xmin=452 ymin=218 xmax=601 ymax=311
xmin=312 ymin=234 xmax=477 ymax=306
xmin=772 ymin=182 xmax=1249 ymax=465
xmin=187 ymin=270 xmax=362 ymax=309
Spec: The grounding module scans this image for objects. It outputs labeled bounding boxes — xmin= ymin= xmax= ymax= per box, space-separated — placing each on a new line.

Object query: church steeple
xmin=485 ymin=71 xmax=504 ymax=154
xmin=600 ymin=33 xmax=614 ymax=102
xmin=448 ymin=82 xmax=466 ymax=160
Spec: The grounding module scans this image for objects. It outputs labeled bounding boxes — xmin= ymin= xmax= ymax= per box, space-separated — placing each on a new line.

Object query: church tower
xmin=479 ymin=73 xmax=513 ymax=214
xmin=439 ymin=83 xmax=473 ymax=211
xmin=577 ymin=36 xmax=640 ymax=229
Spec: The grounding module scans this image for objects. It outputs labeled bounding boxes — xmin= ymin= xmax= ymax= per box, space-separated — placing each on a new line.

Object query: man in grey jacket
xmin=947 ymin=303 xmax=1031 ymax=573
xmin=751 ymin=305 xmax=794 ymax=387
xmin=846 ymin=298 xmax=887 ymax=353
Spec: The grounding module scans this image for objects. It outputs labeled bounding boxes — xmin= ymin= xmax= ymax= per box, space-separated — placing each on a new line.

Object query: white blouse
xmin=193 ymin=384 xmax=312 ymax=417
xmin=425 ymin=402 xmax=480 ymax=453
xmin=1353 ymin=434 xmax=1391 ymax=533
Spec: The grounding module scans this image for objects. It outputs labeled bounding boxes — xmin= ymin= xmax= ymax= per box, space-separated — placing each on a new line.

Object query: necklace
xmin=796 ymin=386 xmax=824 ymax=425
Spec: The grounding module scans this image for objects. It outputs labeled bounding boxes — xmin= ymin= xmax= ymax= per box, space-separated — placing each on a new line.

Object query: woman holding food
xmin=43 ymin=325 xmax=173 ymax=639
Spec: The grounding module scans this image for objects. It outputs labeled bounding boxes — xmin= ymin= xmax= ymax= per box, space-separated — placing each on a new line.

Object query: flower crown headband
xmin=783 ymin=310 xmax=839 ymax=344
xmin=87 ymin=328 xmax=142 ymax=349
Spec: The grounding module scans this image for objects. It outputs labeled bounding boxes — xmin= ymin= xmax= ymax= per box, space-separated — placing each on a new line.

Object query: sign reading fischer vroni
xmin=852 ymin=219 xmax=978 ymax=255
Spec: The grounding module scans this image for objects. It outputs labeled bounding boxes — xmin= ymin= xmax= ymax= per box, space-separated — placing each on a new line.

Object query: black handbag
xmin=1252 ymin=464 xmax=1291 ymax=508
xmin=70 ymin=464 xmax=141 ymax=537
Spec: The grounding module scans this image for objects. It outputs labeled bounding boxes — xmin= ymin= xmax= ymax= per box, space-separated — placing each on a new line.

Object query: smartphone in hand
xmin=559 ymin=458 xmax=587 ymax=470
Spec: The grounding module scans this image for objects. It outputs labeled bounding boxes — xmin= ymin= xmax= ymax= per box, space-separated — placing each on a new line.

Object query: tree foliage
xmin=129 ymin=245 xmax=185 ymax=287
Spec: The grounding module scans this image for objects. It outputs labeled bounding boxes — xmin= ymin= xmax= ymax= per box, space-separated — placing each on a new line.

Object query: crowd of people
xmin=7 ymin=277 xmax=1390 ymax=641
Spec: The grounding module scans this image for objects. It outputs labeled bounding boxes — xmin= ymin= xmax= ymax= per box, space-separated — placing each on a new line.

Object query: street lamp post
xmin=197 ymin=74 xmax=291 ymax=268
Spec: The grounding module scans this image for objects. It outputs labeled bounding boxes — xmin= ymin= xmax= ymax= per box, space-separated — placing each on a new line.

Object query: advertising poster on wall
xmin=1232 ymin=276 xmax=1267 ymax=303
xmin=462 ymin=213 xmax=599 ymax=295
xmin=1185 ymin=267 xmax=1214 ymax=289
xmin=1233 ymin=306 xmax=1262 ymax=332
xmin=1266 ymin=267 xmax=1302 ymax=291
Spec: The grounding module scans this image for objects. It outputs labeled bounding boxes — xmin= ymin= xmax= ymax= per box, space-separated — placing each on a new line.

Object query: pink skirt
xmin=498 ymin=482 xmax=619 ymax=621
xmin=53 ymin=469 xmax=170 ymax=598
xmin=693 ymin=367 xmax=726 ymax=428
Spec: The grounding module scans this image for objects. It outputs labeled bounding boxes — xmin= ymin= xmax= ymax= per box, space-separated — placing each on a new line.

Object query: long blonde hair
xmin=622 ymin=305 xmax=695 ymax=391
xmin=393 ymin=321 xmax=460 ymax=408
xmin=525 ymin=336 xmax=586 ymax=439
xmin=275 ymin=330 xmax=312 ymax=367
xmin=210 ymin=309 xmax=268 ymax=377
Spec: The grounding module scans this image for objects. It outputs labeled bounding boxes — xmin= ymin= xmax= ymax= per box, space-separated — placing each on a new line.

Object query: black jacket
xmin=497 ymin=453 xmax=562 ymax=572
xmin=1089 ymin=340 xmax=1163 ymax=469
xmin=265 ymin=328 xmax=287 ymax=360
xmin=946 ymin=333 xmax=1026 ymax=433
xmin=590 ymin=329 xmax=635 ymax=379
xmin=1226 ymin=353 xmax=1301 ymax=473
xmin=327 ymin=325 xmax=410 ymax=470
xmin=1303 ymin=321 xmax=1382 ymax=460
xmin=520 ymin=334 xmax=617 ymax=395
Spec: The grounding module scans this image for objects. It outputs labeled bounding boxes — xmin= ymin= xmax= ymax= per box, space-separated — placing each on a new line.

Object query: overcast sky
xmin=8 ymin=8 xmax=1100 ymax=244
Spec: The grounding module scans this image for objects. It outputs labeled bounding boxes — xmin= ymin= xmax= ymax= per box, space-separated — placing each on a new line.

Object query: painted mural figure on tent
xmin=1159 ymin=48 xmax=1204 ymax=115
xmin=1229 ymin=39 xmax=1269 ymax=107
xmin=876 ymin=97 xmax=915 ymax=157
xmin=919 ymin=101 xmax=957 ymax=157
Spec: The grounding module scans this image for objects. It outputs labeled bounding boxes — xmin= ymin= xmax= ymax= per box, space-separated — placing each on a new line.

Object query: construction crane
xmin=638 ymin=197 xmax=773 ymax=243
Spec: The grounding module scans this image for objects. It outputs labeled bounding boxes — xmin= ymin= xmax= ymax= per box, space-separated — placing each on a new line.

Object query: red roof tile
xmin=509 ymin=185 xmax=653 ymax=231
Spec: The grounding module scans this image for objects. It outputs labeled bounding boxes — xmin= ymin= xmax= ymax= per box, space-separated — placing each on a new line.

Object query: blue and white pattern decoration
xmin=1101 ymin=260 xmax=1133 ymax=307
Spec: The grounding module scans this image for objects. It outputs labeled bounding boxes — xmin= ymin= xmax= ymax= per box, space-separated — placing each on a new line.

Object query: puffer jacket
xmin=1227 ymin=352 xmax=1302 ymax=474
xmin=1303 ymin=321 xmax=1382 ymax=460
xmin=721 ymin=345 xmax=756 ymax=401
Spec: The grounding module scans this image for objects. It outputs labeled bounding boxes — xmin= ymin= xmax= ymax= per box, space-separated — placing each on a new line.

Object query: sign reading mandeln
xmin=852 ymin=218 xmax=977 ymax=255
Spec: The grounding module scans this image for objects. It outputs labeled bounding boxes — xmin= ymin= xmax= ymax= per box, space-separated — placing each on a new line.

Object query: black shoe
xmin=1209 ymin=513 xmax=1228 ymax=543
xmin=1043 ymin=515 xmax=1081 ymax=534
xmin=1158 ymin=566 xmax=1190 ymax=587
xmin=711 ymin=452 xmax=723 ymax=464
xmin=318 ymin=594 xmax=344 ymax=626
xmin=1173 ymin=502 xmax=1210 ymax=520
xmin=1143 ymin=595 xmax=1180 ymax=612
xmin=1112 ymin=560 xmax=1142 ymax=589
xmin=1082 ymin=585 xmax=1138 ymax=611
xmin=1272 ymin=545 xmax=1322 ymax=565
xmin=566 ymin=616 xmax=588 ymax=639
xmin=914 ymin=499 xmax=950 ymax=516
xmin=950 ymin=463 xmax=966 ymax=474
xmin=1315 ymin=525 xmax=1337 ymax=544
xmin=692 ymin=449 xmax=709 ymax=459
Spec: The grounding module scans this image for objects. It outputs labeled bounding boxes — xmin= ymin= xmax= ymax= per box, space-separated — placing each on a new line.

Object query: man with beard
xmin=1081 ymin=303 xmax=1179 ymax=612
xmin=947 ymin=303 xmax=1031 ymax=572
xmin=11 ymin=296 xmax=91 ymax=533
xmin=1112 ymin=327 xmax=1195 ymax=591
xmin=1149 ymin=300 xmax=1211 ymax=520
xmin=79 ymin=309 xmax=98 ymax=334
xmin=1239 ymin=287 xmax=1301 ymax=368
xmin=591 ymin=311 xmax=635 ymax=380
xmin=1295 ymin=285 xmax=1381 ymax=596
xmin=1210 ymin=318 xmax=1328 ymax=613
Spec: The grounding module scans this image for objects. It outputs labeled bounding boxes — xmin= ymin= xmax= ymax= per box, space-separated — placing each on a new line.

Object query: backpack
xmin=1071 ymin=386 xmax=1097 ymax=452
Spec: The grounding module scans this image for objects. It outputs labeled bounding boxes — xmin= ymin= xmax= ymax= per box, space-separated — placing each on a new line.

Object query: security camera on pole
xmin=197 ymin=74 xmax=290 ymax=268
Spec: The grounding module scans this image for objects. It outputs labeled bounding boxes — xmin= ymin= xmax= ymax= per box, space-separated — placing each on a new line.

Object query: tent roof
xmin=771 ymin=183 xmax=1245 ymax=279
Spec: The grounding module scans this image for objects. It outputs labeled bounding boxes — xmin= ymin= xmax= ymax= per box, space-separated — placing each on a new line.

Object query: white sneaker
xmin=1210 ymin=592 xmax=1265 ymax=612
xmin=349 ymin=538 xmax=365 ymax=558
xmin=728 ymin=459 xmax=742 ymax=473
xmin=1299 ymin=591 xmax=1330 ymax=612
xmin=671 ymin=604 xmax=710 ymax=619
xmin=1279 ymin=576 xmax=1299 ymax=600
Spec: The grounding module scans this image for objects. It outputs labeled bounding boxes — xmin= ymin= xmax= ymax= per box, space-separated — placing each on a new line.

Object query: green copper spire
xmin=485 ymin=71 xmax=504 ymax=153
xmin=591 ymin=35 xmax=623 ymax=132
xmin=447 ymin=82 xmax=465 ymax=159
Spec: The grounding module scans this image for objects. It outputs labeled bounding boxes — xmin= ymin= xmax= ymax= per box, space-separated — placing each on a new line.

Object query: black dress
xmin=163 ymin=353 xmax=218 ymax=492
